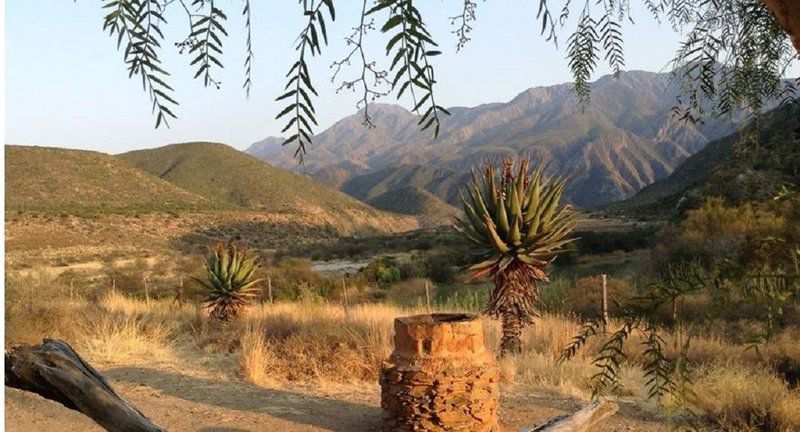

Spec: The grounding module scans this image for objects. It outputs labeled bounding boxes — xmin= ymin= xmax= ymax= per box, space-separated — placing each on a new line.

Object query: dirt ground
xmin=5 ymin=365 xmax=666 ymax=432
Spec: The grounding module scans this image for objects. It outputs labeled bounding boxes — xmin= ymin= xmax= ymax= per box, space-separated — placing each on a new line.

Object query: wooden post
xmin=267 ymin=277 xmax=273 ymax=305
xmin=143 ymin=276 xmax=150 ymax=305
xmin=424 ymin=281 xmax=431 ymax=312
xmin=174 ymin=276 xmax=184 ymax=307
xmin=111 ymin=277 xmax=116 ymax=295
xmin=28 ymin=281 xmax=35 ymax=313
xmin=601 ymin=274 xmax=609 ymax=330
xmin=341 ymin=274 xmax=349 ymax=313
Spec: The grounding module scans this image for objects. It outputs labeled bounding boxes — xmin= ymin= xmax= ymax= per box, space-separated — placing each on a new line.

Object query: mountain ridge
xmin=246 ymin=70 xmax=744 ymax=208
xmin=117 ymin=142 xmax=421 ymax=230
xmin=607 ymin=103 xmax=800 ymax=217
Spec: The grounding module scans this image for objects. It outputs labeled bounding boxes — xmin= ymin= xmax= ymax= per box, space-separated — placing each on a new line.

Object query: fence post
xmin=341 ymin=274 xmax=349 ymax=313
xmin=601 ymin=274 xmax=609 ymax=330
xmin=111 ymin=277 xmax=116 ymax=295
xmin=424 ymin=281 xmax=431 ymax=312
xmin=175 ymin=276 xmax=184 ymax=307
xmin=268 ymin=276 xmax=273 ymax=305
xmin=143 ymin=275 xmax=150 ymax=305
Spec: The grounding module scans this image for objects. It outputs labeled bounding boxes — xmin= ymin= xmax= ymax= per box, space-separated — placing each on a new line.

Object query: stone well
xmin=379 ymin=313 xmax=499 ymax=431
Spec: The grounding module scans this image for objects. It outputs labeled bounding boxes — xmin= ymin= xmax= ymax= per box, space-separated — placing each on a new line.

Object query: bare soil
xmin=6 ymin=366 xmax=666 ymax=432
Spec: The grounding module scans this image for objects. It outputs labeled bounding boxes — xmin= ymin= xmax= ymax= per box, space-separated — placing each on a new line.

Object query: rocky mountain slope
xmin=607 ymin=103 xmax=800 ymax=217
xmin=247 ymin=70 xmax=743 ymax=208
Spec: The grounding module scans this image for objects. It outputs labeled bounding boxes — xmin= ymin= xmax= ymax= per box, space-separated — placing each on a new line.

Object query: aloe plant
xmin=195 ymin=242 xmax=264 ymax=322
xmin=455 ymin=158 xmax=578 ymax=355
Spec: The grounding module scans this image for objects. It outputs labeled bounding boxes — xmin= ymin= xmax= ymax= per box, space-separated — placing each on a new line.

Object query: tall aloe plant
xmin=455 ymin=158 xmax=578 ymax=355
xmin=195 ymin=242 xmax=264 ymax=322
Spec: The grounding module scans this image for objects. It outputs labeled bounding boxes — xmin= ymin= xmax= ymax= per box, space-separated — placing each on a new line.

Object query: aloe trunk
xmin=500 ymin=310 xmax=524 ymax=355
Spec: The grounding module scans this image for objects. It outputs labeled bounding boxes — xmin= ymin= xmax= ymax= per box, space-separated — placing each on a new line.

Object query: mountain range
xmin=609 ymin=103 xmax=800 ymax=217
xmin=247 ymin=70 xmax=746 ymax=208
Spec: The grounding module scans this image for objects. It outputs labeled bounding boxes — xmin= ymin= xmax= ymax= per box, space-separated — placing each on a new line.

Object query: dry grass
xmin=694 ymin=365 xmax=800 ymax=431
xmin=6 ymin=284 xmax=800 ymax=431
xmin=239 ymin=321 xmax=276 ymax=386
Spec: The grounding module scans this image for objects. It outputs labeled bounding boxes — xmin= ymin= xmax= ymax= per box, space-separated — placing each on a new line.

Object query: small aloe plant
xmin=195 ymin=242 xmax=264 ymax=322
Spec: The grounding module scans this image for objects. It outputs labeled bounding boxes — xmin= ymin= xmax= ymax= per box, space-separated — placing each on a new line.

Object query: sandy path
xmin=5 ymin=364 xmax=666 ymax=431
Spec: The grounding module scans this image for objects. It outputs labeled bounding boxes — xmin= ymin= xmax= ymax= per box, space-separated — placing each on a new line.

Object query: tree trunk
xmin=500 ymin=310 xmax=524 ymax=356
xmin=5 ymin=339 xmax=164 ymax=432
xmin=763 ymin=0 xmax=800 ymax=54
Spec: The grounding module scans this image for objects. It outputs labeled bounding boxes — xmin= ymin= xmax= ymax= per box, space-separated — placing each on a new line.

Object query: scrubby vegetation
xmin=5 ymin=167 xmax=799 ymax=431
xmin=7 ymin=273 xmax=800 ymax=431
xmin=560 ymin=192 xmax=800 ymax=430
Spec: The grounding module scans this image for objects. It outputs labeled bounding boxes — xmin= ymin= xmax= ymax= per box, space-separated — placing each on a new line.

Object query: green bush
xmin=417 ymin=253 xmax=457 ymax=284
xmin=359 ymin=257 xmax=403 ymax=286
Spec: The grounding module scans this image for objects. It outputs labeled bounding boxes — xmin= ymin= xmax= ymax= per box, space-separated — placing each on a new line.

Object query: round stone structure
xmin=379 ymin=313 xmax=500 ymax=431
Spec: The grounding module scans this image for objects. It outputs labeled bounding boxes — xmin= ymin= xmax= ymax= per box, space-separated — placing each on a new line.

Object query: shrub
xmin=417 ymin=252 xmax=457 ymax=284
xmin=267 ymin=257 xmax=337 ymax=301
xmin=398 ymin=260 xmax=426 ymax=279
xmin=670 ymin=197 xmax=786 ymax=267
xmin=359 ymin=257 xmax=402 ymax=286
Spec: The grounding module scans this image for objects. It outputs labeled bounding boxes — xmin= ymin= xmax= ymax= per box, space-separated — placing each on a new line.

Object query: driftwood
xmin=521 ymin=400 xmax=619 ymax=432
xmin=5 ymin=338 xmax=164 ymax=432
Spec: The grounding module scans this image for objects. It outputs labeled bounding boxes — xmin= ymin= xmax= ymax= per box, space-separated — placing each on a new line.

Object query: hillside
xmin=118 ymin=142 xmax=419 ymax=232
xmin=313 ymin=162 xmax=367 ymax=190
xmin=120 ymin=142 xmax=390 ymax=214
xmin=608 ymin=103 xmax=800 ymax=217
xmin=4 ymin=145 xmax=216 ymax=214
xmin=340 ymin=164 xmax=468 ymax=206
xmin=247 ymin=70 xmax=746 ymax=207
xmin=366 ymin=186 xmax=461 ymax=227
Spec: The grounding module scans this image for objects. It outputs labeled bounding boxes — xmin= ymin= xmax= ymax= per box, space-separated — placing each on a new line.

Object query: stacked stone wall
xmin=379 ymin=313 xmax=500 ymax=431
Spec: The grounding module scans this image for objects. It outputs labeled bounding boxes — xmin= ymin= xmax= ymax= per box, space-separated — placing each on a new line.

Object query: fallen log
xmin=520 ymin=400 xmax=619 ymax=432
xmin=5 ymin=338 xmax=164 ymax=432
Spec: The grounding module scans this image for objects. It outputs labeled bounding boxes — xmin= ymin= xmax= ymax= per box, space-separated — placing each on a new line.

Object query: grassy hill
xmin=608 ymin=104 xmax=800 ymax=217
xmin=119 ymin=142 xmax=396 ymax=215
xmin=366 ymin=186 xmax=461 ymax=227
xmin=5 ymin=145 xmax=216 ymax=214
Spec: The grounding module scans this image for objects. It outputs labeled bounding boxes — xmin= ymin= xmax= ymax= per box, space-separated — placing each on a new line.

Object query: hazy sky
xmin=3 ymin=1 xmax=740 ymax=153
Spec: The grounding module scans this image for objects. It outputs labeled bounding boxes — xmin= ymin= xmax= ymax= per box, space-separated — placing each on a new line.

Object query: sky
xmin=3 ymin=1 xmax=745 ymax=153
